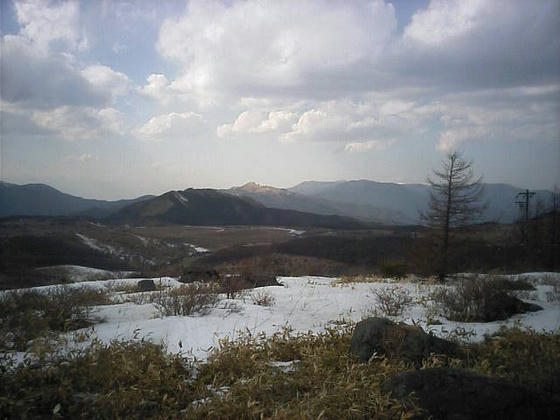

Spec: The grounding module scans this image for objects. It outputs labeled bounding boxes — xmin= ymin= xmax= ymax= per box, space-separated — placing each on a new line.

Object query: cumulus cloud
xmin=137 ymin=74 xmax=176 ymax=104
xmin=428 ymin=98 xmax=560 ymax=151
xmin=14 ymin=0 xmax=87 ymax=51
xmin=1 ymin=0 xmax=139 ymax=144
xmin=0 ymin=35 xmax=106 ymax=109
xmin=135 ymin=112 xmax=204 ymax=140
xmin=82 ymin=65 xmax=131 ymax=98
xmin=156 ymin=0 xmax=396 ymax=100
xmin=217 ymin=110 xmax=297 ymax=137
xmin=399 ymin=0 xmax=560 ymax=89
xmin=280 ymin=99 xmax=415 ymax=144
xmin=31 ymin=106 xmax=127 ymax=140
xmin=404 ymin=0 xmax=485 ymax=46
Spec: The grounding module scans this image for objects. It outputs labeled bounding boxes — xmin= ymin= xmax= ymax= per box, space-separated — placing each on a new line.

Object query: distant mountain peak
xmin=236 ymin=182 xmax=288 ymax=194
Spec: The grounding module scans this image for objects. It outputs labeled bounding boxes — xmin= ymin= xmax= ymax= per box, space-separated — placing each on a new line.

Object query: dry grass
xmin=331 ymin=274 xmax=383 ymax=287
xmin=250 ymin=290 xmax=276 ymax=307
xmin=1 ymin=322 xmax=558 ymax=418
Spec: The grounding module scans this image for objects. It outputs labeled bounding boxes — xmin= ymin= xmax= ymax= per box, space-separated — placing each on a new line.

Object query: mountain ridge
xmin=2 ymin=180 xmax=554 ymax=225
xmin=0 ymin=182 xmax=153 ymax=218
xmin=110 ymin=188 xmax=365 ymax=228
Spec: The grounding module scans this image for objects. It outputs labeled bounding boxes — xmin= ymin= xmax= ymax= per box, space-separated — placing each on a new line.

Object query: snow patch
xmin=173 ymin=191 xmax=190 ymax=207
xmin=3 ymin=273 xmax=559 ymax=365
xmin=76 ymin=233 xmax=105 ymax=252
xmin=184 ymin=243 xmax=210 ymax=253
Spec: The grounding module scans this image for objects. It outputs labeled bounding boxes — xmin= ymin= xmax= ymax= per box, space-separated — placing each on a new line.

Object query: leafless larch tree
xmin=422 ymin=152 xmax=485 ymax=282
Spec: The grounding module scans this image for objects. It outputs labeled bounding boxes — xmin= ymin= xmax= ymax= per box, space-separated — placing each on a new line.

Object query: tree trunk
xmin=439 ymin=156 xmax=454 ymax=282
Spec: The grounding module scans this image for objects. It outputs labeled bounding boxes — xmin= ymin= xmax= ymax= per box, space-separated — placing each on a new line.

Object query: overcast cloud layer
xmin=1 ymin=0 xmax=559 ymax=199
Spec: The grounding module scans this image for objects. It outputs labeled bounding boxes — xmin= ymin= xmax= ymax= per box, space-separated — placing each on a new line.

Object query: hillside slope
xmin=111 ymin=188 xmax=365 ymax=228
xmin=0 ymin=182 xmax=152 ymax=218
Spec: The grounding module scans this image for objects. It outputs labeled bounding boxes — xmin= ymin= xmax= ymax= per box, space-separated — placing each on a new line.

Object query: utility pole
xmin=516 ymin=189 xmax=535 ymax=245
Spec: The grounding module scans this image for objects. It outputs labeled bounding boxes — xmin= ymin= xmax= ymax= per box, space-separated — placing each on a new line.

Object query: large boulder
xmin=349 ymin=317 xmax=458 ymax=364
xmin=381 ymin=368 xmax=560 ymax=420
xmin=137 ymin=279 xmax=156 ymax=292
xmin=482 ymin=293 xmax=542 ymax=321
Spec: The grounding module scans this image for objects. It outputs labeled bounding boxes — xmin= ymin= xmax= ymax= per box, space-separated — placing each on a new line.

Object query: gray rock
xmin=349 ymin=317 xmax=458 ymax=364
xmin=381 ymin=367 xmax=559 ymax=420
xmin=137 ymin=279 xmax=156 ymax=292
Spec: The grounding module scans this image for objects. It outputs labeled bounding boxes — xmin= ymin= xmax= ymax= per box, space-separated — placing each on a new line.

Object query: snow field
xmin=3 ymin=273 xmax=559 ymax=363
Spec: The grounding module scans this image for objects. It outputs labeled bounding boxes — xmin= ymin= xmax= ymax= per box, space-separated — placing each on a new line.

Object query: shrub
xmin=0 ymin=286 xmax=110 ymax=351
xmin=220 ymin=275 xmax=250 ymax=299
xmin=251 ymin=290 xmax=276 ymax=307
xmin=104 ymin=281 xmax=138 ymax=294
xmin=372 ymin=286 xmax=413 ymax=317
xmin=431 ymin=275 xmax=539 ymax=322
xmin=151 ymin=283 xmax=220 ymax=316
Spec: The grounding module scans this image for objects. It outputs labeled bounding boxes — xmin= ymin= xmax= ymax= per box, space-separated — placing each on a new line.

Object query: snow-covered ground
xmin=3 ymin=274 xmax=560 ymax=364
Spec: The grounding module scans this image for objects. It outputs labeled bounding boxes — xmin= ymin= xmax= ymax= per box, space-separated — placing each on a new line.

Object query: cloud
xmin=64 ymin=153 xmax=97 ymax=163
xmin=31 ymin=106 xmax=127 ymax=140
xmin=138 ymin=74 xmax=175 ymax=104
xmin=1 ymin=1 xmax=137 ymax=142
xmin=345 ymin=139 xmax=394 ymax=153
xmin=82 ymin=65 xmax=132 ymax=98
xmin=156 ymin=0 xmax=396 ymax=101
xmin=0 ymin=109 xmax=50 ymax=136
xmin=399 ymin=0 xmax=560 ymax=89
xmin=404 ymin=0 xmax=484 ymax=46
xmin=14 ymin=0 xmax=87 ymax=51
xmin=280 ymin=99 xmax=415 ymax=143
xmin=135 ymin=112 xmax=204 ymax=140
xmin=430 ymin=97 xmax=560 ymax=151
xmin=0 ymin=35 xmax=106 ymax=109
xmin=217 ymin=110 xmax=297 ymax=137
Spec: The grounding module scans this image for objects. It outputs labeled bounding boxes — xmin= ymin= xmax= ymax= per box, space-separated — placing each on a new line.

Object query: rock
xmin=381 ymin=368 xmax=559 ymax=420
xmin=483 ymin=293 xmax=542 ymax=321
xmin=137 ymin=279 xmax=156 ymax=292
xmin=349 ymin=317 xmax=458 ymax=364
xmin=242 ymin=273 xmax=281 ymax=288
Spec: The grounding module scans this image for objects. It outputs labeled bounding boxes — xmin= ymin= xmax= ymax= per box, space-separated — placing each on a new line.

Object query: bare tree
xmin=422 ymin=152 xmax=484 ymax=282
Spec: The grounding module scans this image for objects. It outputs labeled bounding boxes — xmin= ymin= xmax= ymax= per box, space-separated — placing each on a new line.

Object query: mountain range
xmin=230 ymin=181 xmax=553 ymax=224
xmin=1 ymin=180 xmax=554 ymax=226
xmin=110 ymin=188 xmax=363 ymax=228
xmin=0 ymin=182 xmax=153 ymax=218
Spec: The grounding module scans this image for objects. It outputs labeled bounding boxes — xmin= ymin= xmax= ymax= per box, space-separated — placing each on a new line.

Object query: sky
xmin=1 ymin=0 xmax=559 ymax=200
